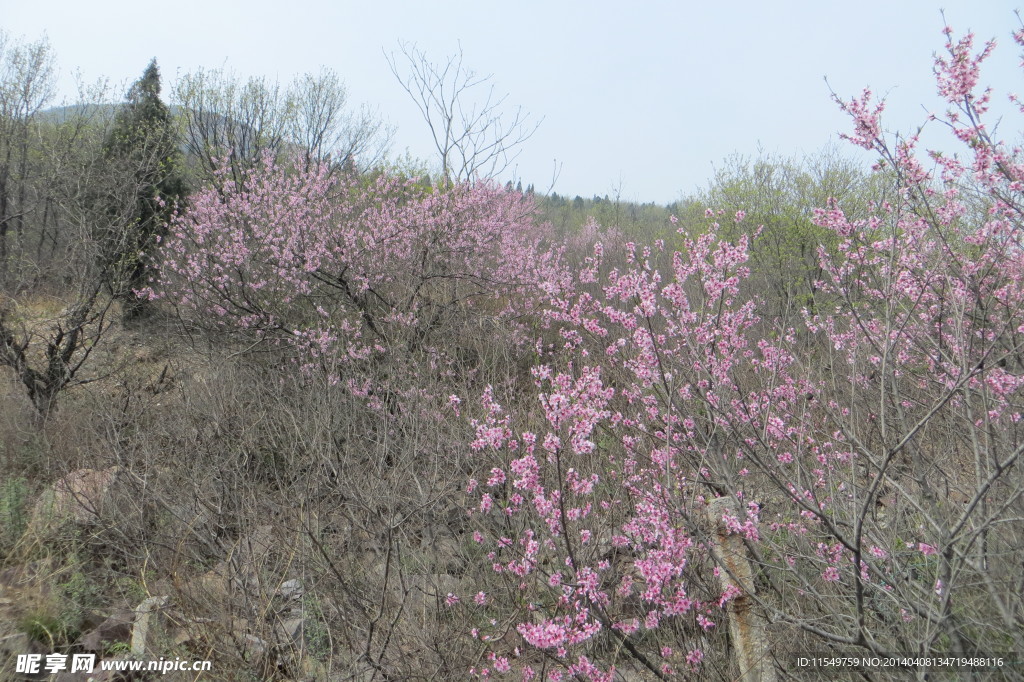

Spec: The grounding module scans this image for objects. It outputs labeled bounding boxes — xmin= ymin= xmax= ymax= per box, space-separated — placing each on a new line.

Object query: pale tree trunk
xmin=707 ymin=496 xmax=776 ymax=682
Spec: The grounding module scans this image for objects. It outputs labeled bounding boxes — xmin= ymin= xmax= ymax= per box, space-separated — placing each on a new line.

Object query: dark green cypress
xmin=104 ymin=59 xmax=185 ymax=320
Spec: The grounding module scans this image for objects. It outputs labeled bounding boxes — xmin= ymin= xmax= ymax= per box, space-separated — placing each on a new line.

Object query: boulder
xmin=78 ymin=608 xmax=134 ymax=653
xmin=278 ymin=578 xmax=304 ymax=602
xmin=30 ymin=467 xmax=123 ymax=530
xmin=130 ymin=595 xmax=169 ymax=658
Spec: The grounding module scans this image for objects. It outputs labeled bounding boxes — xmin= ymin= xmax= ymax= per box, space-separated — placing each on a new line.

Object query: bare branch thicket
xmin=0 ymin=81 xmax=179 ymax=423
xmin=76 ymin=349 xmax=499 ymax=677
xmin=173 ymin=67 xmax=393 ymax=190
xmin=172 ymin=68 xmax=288 ymax=190
xmin=387 ymin=42 xmax=542 ymax=187
xmin=285 ymin=68 xmax=394 ymax=172
xmin=0 ymin=30 xmax=56 ymax=282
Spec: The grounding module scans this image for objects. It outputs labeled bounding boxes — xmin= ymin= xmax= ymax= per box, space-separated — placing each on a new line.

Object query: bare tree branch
xmin=386 ymin=42 xmax=541 ymax=187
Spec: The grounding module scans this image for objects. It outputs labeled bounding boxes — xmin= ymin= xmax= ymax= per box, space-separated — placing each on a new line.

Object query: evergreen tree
xmin=104 ymin=58 xmax=185 ymax=320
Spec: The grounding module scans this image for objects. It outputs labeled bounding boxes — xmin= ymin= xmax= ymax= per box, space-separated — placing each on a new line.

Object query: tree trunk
xmin=707 ymin=497 xmax=776 ymax=682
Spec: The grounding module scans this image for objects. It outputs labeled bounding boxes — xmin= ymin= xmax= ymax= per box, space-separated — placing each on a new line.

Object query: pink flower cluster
xmin=464 ymin=21 xmax=1024 ymax=679
xmin=146 ymin=155 xmax=569 ymax=389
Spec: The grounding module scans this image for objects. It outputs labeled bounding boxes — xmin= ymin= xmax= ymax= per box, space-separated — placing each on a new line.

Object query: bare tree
xmin=0 ymin=76 xmax=174 ymax=423
xmin=387 ymin=42 xmax=541 ymax=187
xmin=0 ymin=30 xmax=56 ymax=277
xmin=285 ymin=67 xmax=393 ymax=170
xmin=0 ymin=285 xmax=110 ymax=422
xmin=174 ymin=67 xmax=393 ymax=188
xmin=173 ymin=67 xmax=289 ymax=189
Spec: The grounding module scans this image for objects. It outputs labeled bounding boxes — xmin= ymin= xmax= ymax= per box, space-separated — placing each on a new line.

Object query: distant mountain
xmin=37 ymin=103 xmax=188 ymax=124
xmin=36 ymin=103 xmax=263 ymax=163
xmin=35 ymin=102 xmax=120 ymax=124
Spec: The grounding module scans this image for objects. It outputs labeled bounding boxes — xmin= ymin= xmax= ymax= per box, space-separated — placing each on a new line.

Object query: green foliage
xmin=371 ymin=150 xmax=435 ymax=188
xmin=700 ymin=149 xmax=884 ymax=319
xmin=111 ymin=574 xmax=149 ymax=607
xmin=19 ymin=611 xmax=70 ymax=647
xmin=103 ymin=59 xmax=186 ymax=319
xmin=535 ymin=191 xmax=678 ymax=242
xmin=300 ymin=595 xmax=331 ymax=660
xmin=18 ymin=566 xmax=96 ymax=648
xmin=105 ymin=640 xmax=132 ymax=656
xmin=58 ymin=564 xmax=100 ymax=624
xmin=16 ymin=542 xmax=110 ymax=648
xmin=0 ymin=476 xmax=29 ymax=556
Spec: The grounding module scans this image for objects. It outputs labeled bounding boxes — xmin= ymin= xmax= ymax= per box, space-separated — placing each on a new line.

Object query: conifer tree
xmin=104 ymin=58 xmax=185 ymax=320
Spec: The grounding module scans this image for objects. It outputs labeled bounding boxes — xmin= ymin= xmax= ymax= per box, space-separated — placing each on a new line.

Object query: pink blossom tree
xmin=144 ymin=156 xmax=569 ymax=396
xmin=461 ymin=21 xmax=1024 ymax=680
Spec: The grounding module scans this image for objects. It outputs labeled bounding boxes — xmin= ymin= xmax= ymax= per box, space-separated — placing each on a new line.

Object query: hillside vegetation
xmin=1 ymin=20 xmax=1023 ymax=682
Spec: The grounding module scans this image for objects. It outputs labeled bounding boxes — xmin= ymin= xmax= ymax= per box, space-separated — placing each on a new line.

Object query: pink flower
xmin=487 ymin=467 xmax=506 ymax=487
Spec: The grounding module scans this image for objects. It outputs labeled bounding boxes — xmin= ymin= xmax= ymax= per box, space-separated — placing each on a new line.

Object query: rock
xmin=274 ymin=616 xmax=305 ymax=647
xmin=130 ymin=595 xmax=169 ymax=657
xmin=30 ymin=467 xmax=124 ymax=530
xmin=237 ymin=632 xmax=270 ymax=660
xmin=197 ymin=563 xmax=232 ymax=602
xmin=171 ymin=627 xmax=192 ymax=646
xmin=278 ymin=578 xmax=304 ymax=601
xmin=0 ymin=631 xmax=29 ymax=656
xmin=78 ymin=608 xmax=134 ymax=653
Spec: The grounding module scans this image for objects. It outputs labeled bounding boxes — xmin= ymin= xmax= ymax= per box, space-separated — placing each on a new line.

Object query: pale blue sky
xmin=2 ymin=1 xmax=1021 ymax=203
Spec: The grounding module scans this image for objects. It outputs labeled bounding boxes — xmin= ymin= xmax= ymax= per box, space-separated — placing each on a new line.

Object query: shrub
xmin=144 ymin=157 xmax=568 ymax=387
xmin=461 ymin=20 xmax=1024 ymax=680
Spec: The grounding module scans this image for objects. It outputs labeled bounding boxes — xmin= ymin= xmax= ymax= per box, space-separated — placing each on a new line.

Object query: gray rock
xmin=30 ymin=467 xmax=123 ymax=530
xmin=278 ymin=578 xmax=304 ymax=601
xmin=274 ymin=616 xmax=305 ymax=647
xmin=78 ymin=608 xmax=134 ymax=653
xmin=131 ymin=595 xmax=169 ymax=657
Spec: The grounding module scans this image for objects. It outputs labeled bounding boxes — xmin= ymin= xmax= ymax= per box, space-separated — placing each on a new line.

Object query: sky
xmin=2 ymin=0 xmax=1021 ymax=204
